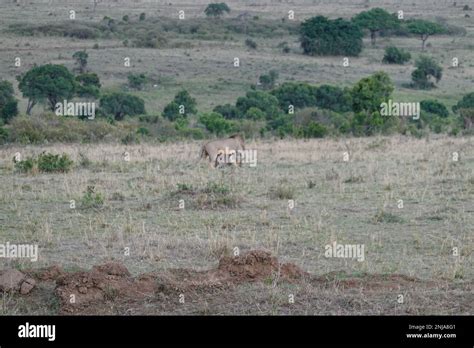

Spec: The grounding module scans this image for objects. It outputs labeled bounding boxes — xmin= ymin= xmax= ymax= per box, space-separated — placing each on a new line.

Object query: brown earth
xmin=1 ymin=250 xmax=471 ymax=315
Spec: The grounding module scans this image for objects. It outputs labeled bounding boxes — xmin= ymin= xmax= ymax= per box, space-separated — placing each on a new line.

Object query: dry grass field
xmin=0 ymin=0 xmax=473 ymax=315
xmin=1 ymin=136 xmax=473 ymax=314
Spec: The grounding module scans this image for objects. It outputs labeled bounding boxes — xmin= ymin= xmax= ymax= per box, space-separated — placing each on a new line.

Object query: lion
xmin=200 ymin=134 xmax=245 ymax=168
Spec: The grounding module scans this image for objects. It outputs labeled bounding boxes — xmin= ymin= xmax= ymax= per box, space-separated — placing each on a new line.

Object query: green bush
xmin=100 ymin=92 xmax=146 ymax=120
xmin=14 ymin=157 xmax=35 ymax=173
xmin=213 ymin=104 xmax=241 ymax=119
xmin=300 ymin=16 xmax=363 ymax=56
xmin=37 ymin=152 xmax=74 ymax=173
xmin=199 ymin=112 xmax=235 ymax=135
xmin=271 ymin=82 xmax=317 ymax=110
xmin=420 ymin=99 xmax=449 ymax=118
xmin=127 ymin=73 xmax=148 ymax=90
xmin=245 ymin=38 xmax=257 ymax=49
xmin=382 ymin=46 xmax=411 ymax=64
xmin=0 ymin=80 xmax=18 ymax=123
xmin=315 ymin=85 xmax=353 ymax=112
xmin=452 ymin=92 xmax=474 ymax=112
xmin=236 ymin=90 xmax=281 ymax=120
xmin=410 ymin=56 xmax=442 ymax=89
xmin=80 ymin=186 xmax=105 ymax=210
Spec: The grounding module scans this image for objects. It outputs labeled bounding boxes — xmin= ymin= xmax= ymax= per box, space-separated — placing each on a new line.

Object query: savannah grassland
xmin=0 ymin=0 xmax=473 ymax=314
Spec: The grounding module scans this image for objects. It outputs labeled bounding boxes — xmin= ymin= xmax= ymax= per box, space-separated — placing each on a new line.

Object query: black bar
xmin=0 ymin=316 xmax=472 ymax=346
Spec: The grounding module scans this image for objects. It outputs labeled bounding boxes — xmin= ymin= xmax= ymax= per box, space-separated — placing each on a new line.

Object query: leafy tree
xmin=382 ymin=46 xmax=411 ymax=64
xmin=407 ymin=20 xmax=445 ymax=51
xmin=352 ymin=72 xmax=393 ymax=113
xmin=244 ymin=107 xmax=266 ymax=120
xmin=271 ymin=82 xmax=317 ymax=110
xmin=75 ymin=73 xmax=101 ymax=98
xmin=127 ymin=73 xmax=147 ymax=90
xmin=72 ymin=50 xmax=88 ymax=73
xmin=315 ymin=85 xmax=352 ymax=112
xmin=350 ymin=72 xmax=394 ymax=135
xmin=411 ymin=56 xmax=442 ymax=89
xmin=236 ymin=90 xmax=281 ymax=120
xmin=0 ymin=80 xmax=18 ymax=123
xmin=100 ymin=92 xmax=145 ymax=120
xmin=199 ymin=112 xmax=234 ymax=135
xmin=258 ymin=70 xmax=279 ymax=90
xmin=213 ymin=104 xmax=241 ymax=119
xmin=353 ymin=8 xmax=399 ymax=45
xmin=163 ymin=102 xmax=181 ymax=121
xmin=162 ymin=90 xmax=197 ymax=121
xmin=294 ymin=121 xmax=328 ymax=138
xmin=452 ymin=92 xmax=474 ymax=112
xmin=420 ymin=99 xmax=449 ymax=118
xmin=204 ymin=3 xmax=231 ymax=18
xmin=300 ymin=16 xmax=364 ymax=56
xmin=18 ymin=64 xmax=76 ymax=114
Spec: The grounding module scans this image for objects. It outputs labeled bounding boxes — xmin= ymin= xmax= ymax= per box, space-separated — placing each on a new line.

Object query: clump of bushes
xmin=382 ymin=46 xmax=411 ymax=64
xmin=80 ymin=186 xmax=105 ymax=209
xmin=14 ymin=152 xmax=74 ymax=173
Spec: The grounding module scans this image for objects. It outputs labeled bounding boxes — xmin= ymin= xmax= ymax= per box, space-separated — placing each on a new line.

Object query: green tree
xmin=100 ymin=92 xmax=145 ymax=120
xmin=353 ymin=8 xmax=399 ymax=45
xmin=407 ymin=20 xmax=445 ymax=51
xmin=350 ymin=72 xmax=394 ymax=135
xmin=411 ymin=56 xmax=442 ymax=89
xmin=0 ymin=80 xmax=18 ymax=123
xmin=162 ymin=90 xmax=197 ymax=121
xmin=420 ymin=99 xmax=449 ymax=118
xmin=271 ymin=82 xmax=317 ymax=110
xmin=382 ymin=46 xmax=411 ymax=64
xmin=199 ymin=112 xmax=234 ymax=135
xmin=258 ymin=70 xmax=279 ymax=90
xmin=236 ymin=90 xmax=281 ymax=120
xmin=315 ymin=85 xmax=353 ymax=112
xmin=204 ymin=3 xmax=231 ymax=18
xmin=213 ymin=104 xmax=241 ymax=119
xmin=453 ymin=92 xmax=474 ymax=112
xmin=75 ymin=73 xmax=101 ymax=98
xmin=127 ymin=73 xmax=147 ymax=90
xmin=18 ymin=64 xmax=76 ymax=114
xmin=300 ymin=16 xmax=363 ymax=56
xmin=72 ymin=50 xmax=88 ymax=73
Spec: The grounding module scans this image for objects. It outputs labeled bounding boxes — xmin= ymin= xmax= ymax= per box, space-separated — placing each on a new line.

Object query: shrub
xmin=452 ymin=92 xmax=474 ymax=112
xmin=258 ymin=70 xmax=278 ymax=90
xmin=300 ymin=16 xmax=363 ymax=56
xmin=382 ymin=46 xmax=411 ymax=64
xmin=315 ymin=85 xmax=353 ymax=112
xmin=199 ymin=112 xmax=235 ymax=135
xmin=37 ymin=152 xmax=74 ymax=173
xmin=245 ymin=38 xmax=257 ymax=49
xmin=271 ymin=82 xmax=317 ymax=110
xmin=14 ymin=157 xmax=35 ymax=174
xmin=236 ymin=90 xmax=281 ymax=120
xmin=295 ymin=121 xmax=328 ymax=138
xmin=127 ymin=73 xmax=148 ymax=90
xmin=213 ymin=104 xmax=241 ymax=119
xmin=420 ymin=99 xmax=449 ymax=118
xmin=204 ymin=3 xmax=231 ymax=18
xmin=0 ymin=80 xmax=18 ymax=123
xmin=80 ymin=186 xmax=105 ymax=210
xmin=139 ymin=13 xmax=146 ymax=21
xmin=100 ymin=92 xmax=145 ymax=120
xmin=163 ymin=90 xmax=197 ymax=120
xmin=410 ymin=56 xmax=442 ymax=89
